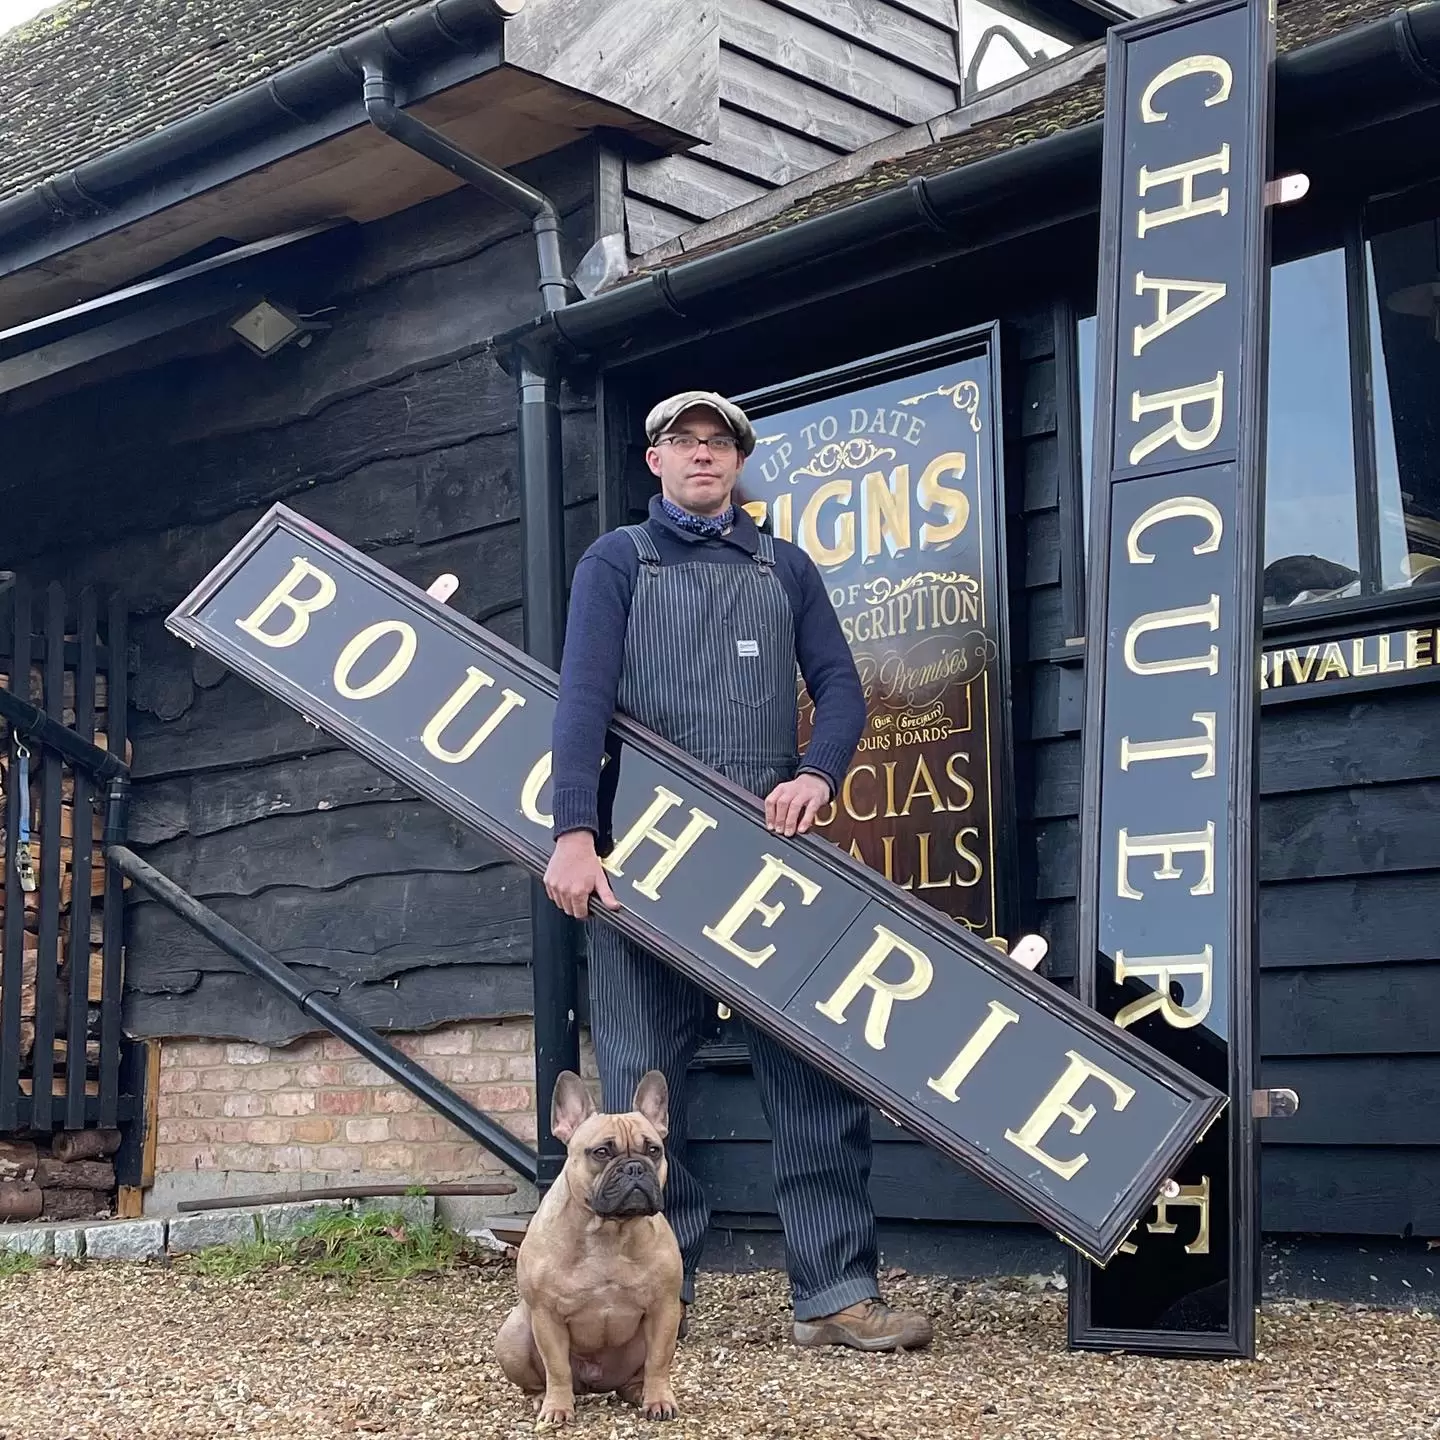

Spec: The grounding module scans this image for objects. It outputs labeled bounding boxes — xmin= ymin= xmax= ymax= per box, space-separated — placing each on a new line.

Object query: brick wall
xmin=150 ymin=1017 xmax=598 ymax=1208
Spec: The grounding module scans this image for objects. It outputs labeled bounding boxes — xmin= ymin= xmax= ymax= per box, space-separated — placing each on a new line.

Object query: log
xmin=33 ymin=1158 xmax=115 ymax=1190
xmin=0 ymin=1141 xmax=37 ymax=1180
xmin=0 ymin=1180 xmax=43 ymax=1221
xmin=50 ymin=1128 xmax=120 ymax=1162
xmin=40 ymin=1188 xmax=107 ymax=1221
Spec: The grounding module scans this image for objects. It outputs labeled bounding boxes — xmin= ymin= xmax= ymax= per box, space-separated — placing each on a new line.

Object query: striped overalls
xmin=586 ymin=523 xmax=882 ymax=1322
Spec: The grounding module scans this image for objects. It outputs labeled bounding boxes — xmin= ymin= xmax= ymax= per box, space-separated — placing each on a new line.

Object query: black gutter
xmin=527 ymin=1 xmax=1440 ymax=365
xmin=0 ymin=0 xmax=520 ymax=284
xmin=108 ymin=845 xmax=541 ymax=1183
xmin=360 ymin=59 xmax=578 ymax=1191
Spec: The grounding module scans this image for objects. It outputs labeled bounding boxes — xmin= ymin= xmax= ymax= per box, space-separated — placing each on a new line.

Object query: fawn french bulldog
xmin=496 ymin=1070 xmax=684 ymax=1424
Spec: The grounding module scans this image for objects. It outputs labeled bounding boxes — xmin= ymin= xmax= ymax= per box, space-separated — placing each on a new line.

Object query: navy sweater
xmin=551 ymin=496 xmax=867 ymax=837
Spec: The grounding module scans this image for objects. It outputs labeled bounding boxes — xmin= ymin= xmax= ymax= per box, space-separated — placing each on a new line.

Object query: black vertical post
xmin=519 ymin=351 xmax=579 ymax=1189
xmin=1068 ymin=0 xmax=1274 ymax=1360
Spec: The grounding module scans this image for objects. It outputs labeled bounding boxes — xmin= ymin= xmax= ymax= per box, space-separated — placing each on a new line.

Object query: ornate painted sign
xmin=168 ymin=503 xmax=1225 ymax=1263
xmin=738 ymin=328 xmax=1016 ymax=947
xmin=1070 ymin=0 xmax=1274 ymax=1358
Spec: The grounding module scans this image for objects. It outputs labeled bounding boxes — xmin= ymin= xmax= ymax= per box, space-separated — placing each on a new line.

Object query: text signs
xmin=1071 ymin=0 xmax=1273 ymax=1356
xmin=1260 ymin=616 xmax=1440 ymax=701
xmin=739 ymin=332 xmax=1015 ymax=945
xmin=168 ymin=504 xmax=1225 ymax=1263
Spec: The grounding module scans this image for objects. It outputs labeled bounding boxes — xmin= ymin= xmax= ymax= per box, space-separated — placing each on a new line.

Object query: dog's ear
xmin=632 ymin=1070 xmax=669 ymax=1139
xmin=551 ymin=1071 xmax=596 ymax=1144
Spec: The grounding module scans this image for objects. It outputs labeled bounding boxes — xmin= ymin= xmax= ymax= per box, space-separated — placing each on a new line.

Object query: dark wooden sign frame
xmin=168 ymin=503 xmax=1225 ymax=1263
xmin=735 ymin=323 xmax=1020 ymax=947
xmin=1069 ymin=0 xmax=1274 ymax=1358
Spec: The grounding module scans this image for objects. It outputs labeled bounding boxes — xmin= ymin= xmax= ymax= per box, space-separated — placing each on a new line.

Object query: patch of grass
xmin=0 ymin=1250 xmax=38 ymax=1278
xmin=189 ymin=1237 xmax=287 ymax=1280
xmin=293 ymin=1207 xmax=466 ymax=1280
xmin=186 ymin=1206 xmax=471 ymax=1283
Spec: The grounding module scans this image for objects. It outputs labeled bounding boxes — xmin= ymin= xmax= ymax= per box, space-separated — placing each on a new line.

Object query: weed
xmin=0 ymin=1250 xmax=38 ymax=1278
xmin=184 ymin=1206 xmax=470 ymax=1284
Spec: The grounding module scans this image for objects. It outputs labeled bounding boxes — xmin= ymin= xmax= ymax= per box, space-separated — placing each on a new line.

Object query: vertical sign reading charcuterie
xmin=1069 ymin=0 xmax=1274 ymax=1360
xmin=738 ymin=332 xmax=1016 ymax=948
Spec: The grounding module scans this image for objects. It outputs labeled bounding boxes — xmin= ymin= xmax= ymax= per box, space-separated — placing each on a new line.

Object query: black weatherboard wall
xmin=595 ymin=185 xmax=1440 ymax=1251
xmin=0 ymin=142 xmax=603 ymax=1047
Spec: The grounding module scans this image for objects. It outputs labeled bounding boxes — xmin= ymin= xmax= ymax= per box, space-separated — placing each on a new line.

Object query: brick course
xmin=154 ymin=1018 xmax=596 ymax=1188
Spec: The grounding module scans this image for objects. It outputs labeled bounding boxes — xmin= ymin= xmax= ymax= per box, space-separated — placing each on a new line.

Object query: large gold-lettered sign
xmin=168 ymin=504 xmax=1224 ymax=1263
xmin=1070 ymin=0 xmax=1273 ymax=1359
xmin=737 ymin=330 xmax=1016 ymax=945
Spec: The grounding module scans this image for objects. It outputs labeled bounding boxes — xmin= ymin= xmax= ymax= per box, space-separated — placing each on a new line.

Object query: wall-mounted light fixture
xmin=228 ymin=298 xmax=331 ymax=358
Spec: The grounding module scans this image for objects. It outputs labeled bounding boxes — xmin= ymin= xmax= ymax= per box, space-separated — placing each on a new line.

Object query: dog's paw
xmin=642 ymin=1389 xmax=678 ymax=1422
xmin=536 ymin=1397 xmax=576 ymax=1428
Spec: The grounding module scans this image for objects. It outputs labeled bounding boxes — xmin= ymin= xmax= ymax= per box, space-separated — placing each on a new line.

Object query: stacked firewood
xmin=0 ymin=1130 xmax=118 ymax=1221
xmin=0 ymin=659 xmax=130 ymax=1099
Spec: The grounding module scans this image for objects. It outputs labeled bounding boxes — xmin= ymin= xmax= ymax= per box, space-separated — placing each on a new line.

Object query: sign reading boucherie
xmin=738 ymin=331 xmax=1016 ymax=946
xmin=168 ymin=503 xmax=1224 ymax=1262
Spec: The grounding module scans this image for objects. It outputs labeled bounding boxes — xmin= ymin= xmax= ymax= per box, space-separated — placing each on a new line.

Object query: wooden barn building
xmin=0 ymin=0 xmax=1437 ymax=1306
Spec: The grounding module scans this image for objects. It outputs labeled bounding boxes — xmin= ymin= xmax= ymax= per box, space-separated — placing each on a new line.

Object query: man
xmin=543 ymin=390 xmax=932 ymax=1353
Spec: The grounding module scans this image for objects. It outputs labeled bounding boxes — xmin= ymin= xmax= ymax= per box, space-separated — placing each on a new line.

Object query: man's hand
xmin=544 ymin=830 xmax=622 ymax=919
xmin=764 ymin=773 xmax=832 ymax=837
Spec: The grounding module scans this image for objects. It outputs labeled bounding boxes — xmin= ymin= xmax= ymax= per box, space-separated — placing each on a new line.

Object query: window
xmin=1072 ymin=190 xmax=1440 ymax=617
xmin=1074 ymin=247 xmax=1361 ymax=611
xmin=1367 ymin=216 xmax=1440 ymax=592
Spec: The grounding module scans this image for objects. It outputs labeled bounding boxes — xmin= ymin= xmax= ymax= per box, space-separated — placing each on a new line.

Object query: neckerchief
xmin=660 ymin=494 xmax=735 ymax=539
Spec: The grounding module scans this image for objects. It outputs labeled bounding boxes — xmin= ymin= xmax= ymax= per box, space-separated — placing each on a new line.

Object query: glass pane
xmin=1076 ymin=313 xmax=1095 ymax=548
xmin=1367 ymin=219 xmax=1440 ymax=590
xmin=1072 ymin=248 xmax=1362 ymax=610
xmin=1262 ymin=248 xmax=1361 ymax=608
xmin=959 ymin=0 xmax=1072 ymax=102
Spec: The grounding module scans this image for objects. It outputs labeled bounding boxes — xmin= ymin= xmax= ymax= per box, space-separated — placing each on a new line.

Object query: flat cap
xmin=644 ymin=390 xmax=757 ymax=457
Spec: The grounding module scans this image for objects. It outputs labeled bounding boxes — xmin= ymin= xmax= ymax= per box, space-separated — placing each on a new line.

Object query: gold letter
xmin=1117 ymin=824 xmax=1216 ymax=900
xmin=863 ymin=466 xmax=912 ymax=561
xmin=236 ymin=556 xmax=336 ymax=648
xmin=1133 ymin=274 xmax=1228 ymax=356
xmin=421 ymin=666 xmax=526 ymax=763
xmin=603 ymin=787 xmax=718 ymax=901
xmin=917 ymin=452 xmax=971 ymax=548
xmin=521 ymin=751 xmax=553 ymax=827
xmin=1004 ymin=1051 xmax=1136 ymax=1180
xmin=799 ymin=479 xmax=855 ymax=567
xmin=1127 ymin=494 xmax=1223 ymax=563
xmin=1120 ymin=712 xmax=1217 ymax=779
xmin=333 ymin=620 xmax=417 ymax=700
xmin=815 ymin=926 xmax=933 ymax=1050
xmin=1130 ymin=374 xmax=1225 ymax=465
xmin=1140 ymin=55 xmax=1233 ymax=122
xmin=1114 ymin=946 xmax=1215 ymax=1029
xmin=1124 ymin=596 xmax=1221 ymax=676
xmin=927 ymin=1000 xmax=1020 ymax=1101
xmin=1137 ymin=147 xmax=1230 ymax=236
xmin=702 ymin=854 xmax=822 ymax=968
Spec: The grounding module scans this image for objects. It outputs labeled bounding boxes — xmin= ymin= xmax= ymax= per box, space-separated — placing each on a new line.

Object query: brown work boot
xmin=792 ymin=1298 xmax=933 ymax=1352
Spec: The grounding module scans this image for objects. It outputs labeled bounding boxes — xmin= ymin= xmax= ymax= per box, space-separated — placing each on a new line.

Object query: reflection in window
xmin=1072 ymin=249 xmax=1361 ymax=609
xmin=1077 ymin=313 xmax=1095 ymax=547
xmin=1261 ymin=248 xmax=1361 ymax=608
xmin=1367 ymin=217 xmax=1440 ymax=592
xmin=959 ymin=0 xmax=1071 ymax=101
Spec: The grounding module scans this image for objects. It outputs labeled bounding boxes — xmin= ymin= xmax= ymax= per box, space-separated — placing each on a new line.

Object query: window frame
xmin=1060 ymin=186 xmax=1440 ymax=642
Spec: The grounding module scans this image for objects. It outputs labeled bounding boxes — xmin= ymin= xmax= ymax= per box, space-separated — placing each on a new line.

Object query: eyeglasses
xmin=657 ymin=433 xmax=739 ymax=456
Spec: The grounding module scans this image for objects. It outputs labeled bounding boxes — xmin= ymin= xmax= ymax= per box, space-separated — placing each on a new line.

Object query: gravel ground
xmin=0 ymin=1258 xmax=1437 ymax=1439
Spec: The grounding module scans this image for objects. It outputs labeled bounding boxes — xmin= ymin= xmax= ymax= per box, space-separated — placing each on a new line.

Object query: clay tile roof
xmin=0 ymin=0 xmax=431 ymax=205
xmin=640 ymin=0 xmax=1405 ymax=274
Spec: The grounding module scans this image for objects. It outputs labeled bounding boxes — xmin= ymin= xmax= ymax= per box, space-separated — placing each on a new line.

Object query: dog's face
xmin=551 ymin=1071 xmax=669 ymax=1220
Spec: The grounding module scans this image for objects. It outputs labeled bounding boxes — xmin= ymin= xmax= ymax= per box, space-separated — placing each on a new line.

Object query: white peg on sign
xmin=1010 ymin=934 xmax=1049 ymax=972
xmin=427 ymin=573 xmax=460 ymax=605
